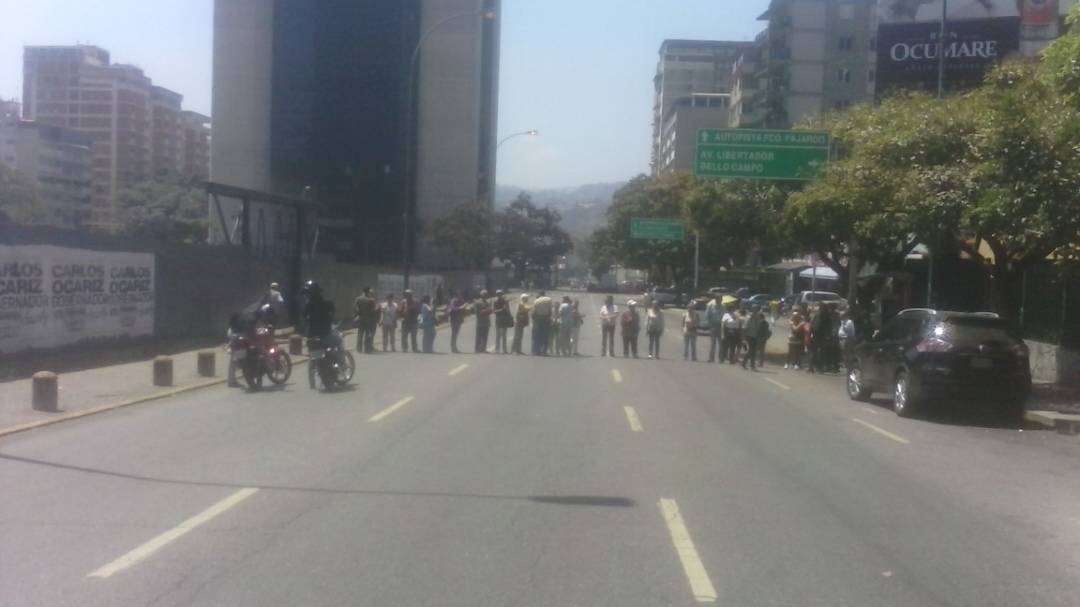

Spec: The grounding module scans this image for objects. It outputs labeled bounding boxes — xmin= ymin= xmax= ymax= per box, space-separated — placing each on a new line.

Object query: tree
xmin=584 ymin=226 xmax=619 ymax=280
xmin=683 ymin=178 xmax=794 ymax=270
xmin=602 ymin=173 xmax=696 ymax=283
xmin=495 ymin=193 xmax=573 ymax=278
xmin=431 ymin=200 xmax=497 ymax=269
xmin=114 ymin=177 xmax=208 ymax=243
xmin=0 ymin=163 xmax=48 ymax=225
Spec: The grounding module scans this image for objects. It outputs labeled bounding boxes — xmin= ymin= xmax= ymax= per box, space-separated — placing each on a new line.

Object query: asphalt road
xmin=2 ymin=292 xmax=1079 ymax=606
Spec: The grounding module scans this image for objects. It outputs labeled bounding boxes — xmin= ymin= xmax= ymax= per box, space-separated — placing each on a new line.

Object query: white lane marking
xmin=623 ymin=406 xmax=644 ymax=432
xmin=659 ymin=498 xmax=718 ymax=603
xmin=862 ymin=406 xmax=883 ymax=416
xmin=368 ymin=396 xmax=416 ymax=422
xmin=612 ymin=369 xmax=623 ymax=384
xmin=448 ymin=364 xmax=469 ymax=377
xmin=88 ymin=488 xmax=258 ymax=579
xmin=763 ymin=377 xmax=791 ymax=391
xmin=851 ymin=418 xmax=911 ymax=444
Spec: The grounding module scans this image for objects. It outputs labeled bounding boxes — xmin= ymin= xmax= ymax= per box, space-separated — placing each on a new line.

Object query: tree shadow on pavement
xmin=0 ymin=452 xmax=636 ymax=507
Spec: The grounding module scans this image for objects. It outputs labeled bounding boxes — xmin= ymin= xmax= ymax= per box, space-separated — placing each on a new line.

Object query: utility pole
xmin=693 ymin=233 xmax=700 ymax=294
xmin=937 ymin=0 xmax=948 ymax=98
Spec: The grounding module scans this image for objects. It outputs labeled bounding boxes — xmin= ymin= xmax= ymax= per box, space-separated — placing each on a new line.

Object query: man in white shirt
xmin=599 ymin=295 xmax=618 ymax=357
xmin=721 ymin=307 xmax=741 ymax=364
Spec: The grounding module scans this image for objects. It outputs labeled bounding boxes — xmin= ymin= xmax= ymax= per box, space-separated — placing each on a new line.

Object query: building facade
xmin=657 ymin=94 xmax=730 ymax=175
xmin=1 ymin=99 xmax=93 ymax=227
xmin=729 ymin=0 xmax=877 ymax=129
xmin=22 ymin=45 xmax=210 ymax=229
xmin=211 ymin=0 xmax=501 ymax=267
xmin=652 ymin=40 xmax=751 ymax=173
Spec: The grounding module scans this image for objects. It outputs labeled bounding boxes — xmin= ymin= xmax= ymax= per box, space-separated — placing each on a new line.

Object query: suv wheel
xmin=846 ymin=363 xmax=871 ymax=402
xmin=893 ymin=370 xmax=918 ymax=418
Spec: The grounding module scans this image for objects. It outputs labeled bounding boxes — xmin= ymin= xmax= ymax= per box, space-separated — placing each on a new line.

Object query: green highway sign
xmin=694 ymin=128 xmax=830 ymax=181
xmin=631 ymin=218 xmax=685 ymax=242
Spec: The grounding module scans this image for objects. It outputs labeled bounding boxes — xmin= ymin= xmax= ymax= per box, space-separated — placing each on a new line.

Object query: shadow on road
xmin=0 ymin=452 xmax=636 ymax=507
xmin=863 ymin=397 xmax=1044 ymax=431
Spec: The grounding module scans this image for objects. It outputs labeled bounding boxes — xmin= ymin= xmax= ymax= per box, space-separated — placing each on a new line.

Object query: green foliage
xmin=114 ymin=177 xmax=208 ymax=243
xmin=431 ymin=200 xmax=497 ymax=269
xmin=601 ymin=173 xmax=696 ymax=282
xmin=0 ymin=163 xmax=48 ymax=225
xmin=1041 ymin=4 xmax=1080 ymax=111
xmin=684 ymin=178 xmax=794 ymax=269
xmin=495 ymin=192 xmax=574 ymax=276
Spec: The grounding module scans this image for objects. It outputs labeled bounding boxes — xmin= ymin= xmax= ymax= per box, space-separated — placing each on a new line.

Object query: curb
xmin=0 ymin=353 xmax=316 ymax=440
xmin=1024 ymin=410 xmax=1080 ymax=435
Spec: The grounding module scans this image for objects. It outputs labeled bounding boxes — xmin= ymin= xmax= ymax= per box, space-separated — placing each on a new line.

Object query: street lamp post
xmin=937 ymin=0 xmax=948 ymax=98
xmin=497 ymin=130 xmax=539 ymax=150
xmin=402 ymin=8 xmax=496 ymax=289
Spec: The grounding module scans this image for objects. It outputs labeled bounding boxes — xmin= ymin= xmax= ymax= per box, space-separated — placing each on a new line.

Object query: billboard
xmin=877 ymin=0 xmax=1021 ymax=23
xmin=876 ymin=17 xmax=1021 ymax=95
xmin=1021 ymin=0 xmax=1060 ymax=25
xmin=0 ymin=245 xmax=155 ymax=353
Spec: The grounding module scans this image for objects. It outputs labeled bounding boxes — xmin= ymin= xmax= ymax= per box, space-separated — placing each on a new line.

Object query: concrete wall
xmin=211 ymin=0 xmax=274 ymax=192
xmin=1027 ymin=340 xmax=1080 ymax=386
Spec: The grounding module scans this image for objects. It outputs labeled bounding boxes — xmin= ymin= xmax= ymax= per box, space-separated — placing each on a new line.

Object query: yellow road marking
xmin=763 ymin=377 xmax=791 ymax=391
xmin=623 ymin=406 xmax=644 ymax=432
xmin=88 ymin=488 xmax=258 ymax=579
xmin=612 ymin=369 xmax=623 ymax=383
xmin=448 ymin=364 xmax=469 ymax=376
xmin=368 ymin=396 xmax=416 ymax=422
xmin=659 ymin=498 xmax=718 ymax=603
xmin=852 ymin=418 xmax=910 ymax=444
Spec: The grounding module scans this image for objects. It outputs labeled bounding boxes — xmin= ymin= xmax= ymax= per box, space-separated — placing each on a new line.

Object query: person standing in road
xmin=379 ymin=294 xmax=398 ymax=352
xmin=474 ymin=290 xmax=492 ymax=353
xmin=599 ymin=295 xmax=618 ymax=357
xmin=838 ymin=309 xmax=856 ymax=370
xmin=447 ymin=290 xmax=466 ymax=354
xmin=531 ymin=291 xmax=554 ymax=355
xmin=353 ymin=287 xmax=378 ymax=353
xmin=571 ymin=299 xmax=585 ymax=356
xmin=621 ymin=300 xmax=641 ymax=358
xmin=722 ymin=305 xmax=741 ymax=364
xmin=512 ymin=294 xmax=530 ymax=354
xmin=399 ymin=289 xmax=420 ymax=353
xmin=556 ymin=296 xmax=574 ymax=356
xmin=493 ymin=290 xmax=513 ymax=354
xmin=706 ymin=296 xmax=723 ymax=363
xmin=683 ymin=302 xmax=699 ymax=361
xmin=646 ymin=300 xmax=665 ymax=359
xmin=769 ymin=298 xmax=781 ymax=326
xmin=786 ymin=311 xmax=807 ymax=369
xmin=757 ymin=311 xmax=772 ymax=367
xmin=420 ymin=295 xmax=437 ymax=353
xmin=808 ymin=303 xmax=834 ymax=373
xmin=265 ymin=282 xmax=287 ymax=327
xmin=742 ymin=306 xmax=765 ymax=370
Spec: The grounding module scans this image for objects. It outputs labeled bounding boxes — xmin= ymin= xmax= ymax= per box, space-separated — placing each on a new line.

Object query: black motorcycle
xmin=307 ymin=325 xmax=355 ymax=390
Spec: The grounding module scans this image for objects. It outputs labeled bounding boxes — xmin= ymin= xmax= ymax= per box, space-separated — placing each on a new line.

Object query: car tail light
xmin=915 ymin=337 xmax=953 ymax=353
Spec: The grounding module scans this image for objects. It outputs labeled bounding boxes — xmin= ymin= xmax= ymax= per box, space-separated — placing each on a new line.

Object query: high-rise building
xmin=180 ymin=111 xmax=211 ymax=182
xmin=652 ymin=40 xmax=752 ymax=173
xmin=1 ymin=99 xmax=93 ymax=227
xmin=729 ymin=0 xmax=877 ymax=129
xmin=657 ymin=94 xmax=731 ymax=175
xmin=211 ymin=0 xmax=501 ymax=267
xmin=21 ymin=45 xmax=210 ymax=229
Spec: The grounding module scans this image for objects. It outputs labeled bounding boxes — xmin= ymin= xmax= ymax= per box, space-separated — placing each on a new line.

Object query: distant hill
xmin=495 ymin=182 xmax=624 ymax=237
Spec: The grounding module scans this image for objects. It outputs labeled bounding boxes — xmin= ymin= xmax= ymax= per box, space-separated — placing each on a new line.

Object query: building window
xmin=838 ymin=68 xmax=851 ymax=83
xmin=838 ymin=36 xmax=854 ymax=51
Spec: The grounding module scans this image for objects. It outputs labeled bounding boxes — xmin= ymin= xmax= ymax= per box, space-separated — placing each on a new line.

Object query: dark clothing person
xmin=621 ymin=307 xmax=641 ymax=358
xmin=303 ymin=298 xmax=336 ymax=339
xmin=494 ymin=295 xmax=513 ymax=354
xmin=448 ymin=295 xmax=466 ymax=353
xmin=742 ymin=311 xmax=766 ymax=370
xmin=399 ymin=295 xmax=420 ymax=353
xmin=353 ymin=292 xmax=378 ymax=353
xmin=809 ymin=306 xmax=834 ymax=373
xmin=474 ymin=296 xmax=492 ymax=353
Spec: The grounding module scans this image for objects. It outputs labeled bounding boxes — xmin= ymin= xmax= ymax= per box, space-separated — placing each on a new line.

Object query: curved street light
xmin=403 ymin=9 xmax=497 ymax=289
xmin=497 ymin=129 xmax=539 ymax=150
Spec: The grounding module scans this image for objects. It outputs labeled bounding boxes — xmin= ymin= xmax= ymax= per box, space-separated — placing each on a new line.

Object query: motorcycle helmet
xmin=302 ymin=280 xmax=322 ymax=297
xmin=256 ymin=303 xmax=275 ymax=322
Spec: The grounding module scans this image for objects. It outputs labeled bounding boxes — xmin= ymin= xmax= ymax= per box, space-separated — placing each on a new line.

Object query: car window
xmin=879 ymin=315 xmax=924 ymax=341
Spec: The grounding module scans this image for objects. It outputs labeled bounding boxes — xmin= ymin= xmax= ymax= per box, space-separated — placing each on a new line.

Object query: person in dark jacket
xmin=447 ymin=290 xmax=466 ymax=354
xmin=353 ymin=287 xmax=377 ymax=353
xmin=493 ymin=290 xmax=513 ymax=354
xmin=620 ymin=301 xmax=641 ymax=358
xmin=399 ymin=290 xmax=420 ymax=353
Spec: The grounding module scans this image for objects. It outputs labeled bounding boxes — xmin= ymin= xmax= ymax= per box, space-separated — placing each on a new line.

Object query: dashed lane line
xmin=852 ymin=417 xmax=911 ymax=444
xmin=368 ymin=396 xmax=416 ymax=423
xmin=762 ymin=377 xmax=791 ymax=391
xmin=448 ymin=364 xmax=469 ymax=377
xmin=623 ymin=406 xmax=644 ymax=432
xmin=612 ymin=369 xmax=623 ymax=384
xmin=88 ymin=488 xmax=259 ymax=579
xmin=659 ymin=498 xmax=718 ymax=603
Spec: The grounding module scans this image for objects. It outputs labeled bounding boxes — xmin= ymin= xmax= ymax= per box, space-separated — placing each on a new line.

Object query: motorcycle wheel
xmin=316 ymin=356 xmax=336 ymax=390
xmin=242 ymin=353 xmax=263 ymax=390
xmin=266 ymin=351 xmax=292 ymax=386
xmin=336 ymin=351 xmax=356 ymax=386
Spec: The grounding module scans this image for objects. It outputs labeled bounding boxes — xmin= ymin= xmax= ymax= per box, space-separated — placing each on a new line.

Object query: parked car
xmin=846 ymin=309 xmax=1031 ymax=419
xmin=706 ymin=286 xmax=730 ymax=298
xmin=651 ymin=286 xmax=683 ymax=308
xmin=796 ymin=290 xmax=847 ymax=310
xmin=744 ymin=293 xmax=779 ymax=308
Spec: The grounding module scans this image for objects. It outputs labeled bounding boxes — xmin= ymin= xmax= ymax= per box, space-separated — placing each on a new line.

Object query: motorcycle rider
xmin=302 ymin=280 xmax=342 ymax=388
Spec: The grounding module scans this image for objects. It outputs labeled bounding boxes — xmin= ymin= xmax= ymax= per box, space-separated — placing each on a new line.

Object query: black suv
xmin=846 ymin=309 xmax=1031 ymax=418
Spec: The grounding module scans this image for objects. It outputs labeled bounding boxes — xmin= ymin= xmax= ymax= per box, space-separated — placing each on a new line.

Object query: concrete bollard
xmin=289 ymin=334 xmax=304 ymax=356
xmin=153 ymin=356 xmax=173 ymax=387
xmin=197 ymin=350 xmax=216 ymax=377
xmin=32 ymin=371 xmax=59 ymax=412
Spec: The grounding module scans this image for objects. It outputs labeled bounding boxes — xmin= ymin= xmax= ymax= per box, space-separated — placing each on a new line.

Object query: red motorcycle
xmin=229 ymin=325 xmax=292 ymax=390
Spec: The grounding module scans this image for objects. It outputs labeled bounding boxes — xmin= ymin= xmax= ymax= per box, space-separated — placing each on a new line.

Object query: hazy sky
xmin=0 ymin=0 xmax=771 ymax=189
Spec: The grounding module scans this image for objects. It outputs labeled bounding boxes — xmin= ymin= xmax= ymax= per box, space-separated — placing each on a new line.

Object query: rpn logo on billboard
xmin=876 ymin=0 xmax=1023 ymax=96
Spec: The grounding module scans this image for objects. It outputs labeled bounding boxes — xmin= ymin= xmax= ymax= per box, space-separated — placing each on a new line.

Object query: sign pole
xmin=937 ymin=0 xmax=948 ymax=98
xmin=694 ymin=232 xmax=700 ymax=294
